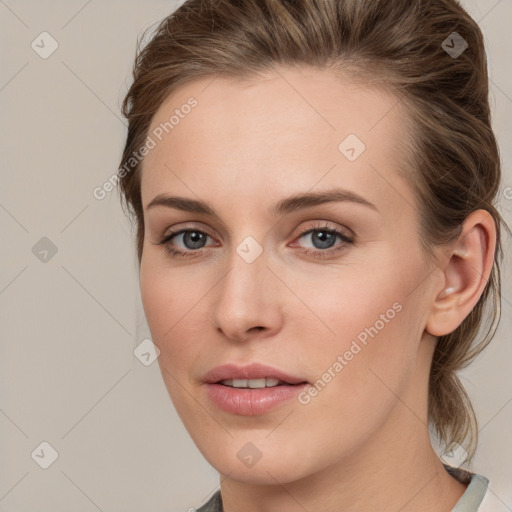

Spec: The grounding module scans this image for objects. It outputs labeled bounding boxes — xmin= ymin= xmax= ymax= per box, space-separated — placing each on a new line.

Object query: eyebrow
xmin=145 ymin=187 xmax=378 ymax=217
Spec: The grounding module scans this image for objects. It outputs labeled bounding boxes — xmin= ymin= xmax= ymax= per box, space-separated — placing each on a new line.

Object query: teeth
xmin=220 ymin=378 xmax=282 ymax=388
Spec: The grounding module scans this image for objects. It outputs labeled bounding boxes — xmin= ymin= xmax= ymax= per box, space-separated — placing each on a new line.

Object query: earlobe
xmin=426 ymin=210 xmax=496 ymax=337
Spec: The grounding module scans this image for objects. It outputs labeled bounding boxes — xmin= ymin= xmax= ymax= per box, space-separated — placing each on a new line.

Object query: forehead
xmin=140 ymin=66 xmax=414 ymax=217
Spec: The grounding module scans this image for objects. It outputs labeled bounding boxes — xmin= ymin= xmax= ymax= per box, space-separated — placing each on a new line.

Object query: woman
xmin=117 ymin=0 xmax=509 ymax=510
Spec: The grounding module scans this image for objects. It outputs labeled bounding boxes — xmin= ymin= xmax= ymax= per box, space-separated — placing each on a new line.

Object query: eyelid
xmin=159 ymin=227 xmax=217 ymax=247
xmin=293 ymin=221 xmax=354 ymax=241
xmin=158 ymin=221 xmax=351 ymax=244
xmin=159 ymin=221 xmax=217 ymax=242
xmin=157 ymin=220 xmax=354 ymax=258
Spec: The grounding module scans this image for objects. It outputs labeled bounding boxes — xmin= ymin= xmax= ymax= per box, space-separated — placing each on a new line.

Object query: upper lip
xmin=203 ymin=363 xmax=307 ymax=385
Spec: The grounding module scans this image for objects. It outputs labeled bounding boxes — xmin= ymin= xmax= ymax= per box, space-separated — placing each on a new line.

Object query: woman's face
xmin=139 ymin=66 xmax=443 ymax=484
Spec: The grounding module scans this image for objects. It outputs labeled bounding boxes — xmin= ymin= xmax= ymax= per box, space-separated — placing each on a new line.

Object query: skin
xmin=138 ymin=65 xmax=496 ymax=512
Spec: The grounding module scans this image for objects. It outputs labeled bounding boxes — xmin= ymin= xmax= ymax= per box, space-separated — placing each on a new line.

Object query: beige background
xmin=1 ymin=0 xmax=511 ymax=511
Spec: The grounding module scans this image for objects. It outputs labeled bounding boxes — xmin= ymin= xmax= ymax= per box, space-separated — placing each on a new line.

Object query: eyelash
xmin=157 ymin=223 xmax=354 ymax=260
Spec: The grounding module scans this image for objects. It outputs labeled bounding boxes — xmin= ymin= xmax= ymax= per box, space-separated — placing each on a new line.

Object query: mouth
xmin=203 ymin=363 xmax=306 ymax=387
xmin=203 ymin=363 xmax=309 ymax=416
xmin=203 ymin=362 xmax=308 ymax=386
xmin=218 ymin=378 xmax=304 ymax=388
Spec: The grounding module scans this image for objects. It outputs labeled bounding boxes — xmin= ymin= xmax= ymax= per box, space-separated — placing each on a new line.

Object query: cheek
xmin=140 ymin=262 xmax=207 ymax=417
xmin=291 ymin=261 xmax=416 ymax=350
xmin=140 ymin=253 xmax=199 ymax=335
xmin=140 ymin=258 xmax=198 ymax=365
xmin=291 ymin=257 xmax=424 ymax=405
xmin=140 ymin=265 xmax=173 ymax=342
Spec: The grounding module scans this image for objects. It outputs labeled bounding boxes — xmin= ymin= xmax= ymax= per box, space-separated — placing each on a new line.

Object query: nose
xmin=211 ymin=244 xmax=283 ymax=342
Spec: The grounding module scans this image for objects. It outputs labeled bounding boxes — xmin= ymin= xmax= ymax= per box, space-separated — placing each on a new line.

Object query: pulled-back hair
xmin=117 ymin=0 xmax=507 ymax=463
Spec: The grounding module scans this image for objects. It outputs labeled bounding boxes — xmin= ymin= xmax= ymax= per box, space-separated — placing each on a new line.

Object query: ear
xmin=426 ymin=210 xmax=497 ymax=337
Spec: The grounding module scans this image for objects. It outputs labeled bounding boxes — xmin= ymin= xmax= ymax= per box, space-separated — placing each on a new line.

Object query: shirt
xmin=196 ymin=464 xmax=505 ymax=512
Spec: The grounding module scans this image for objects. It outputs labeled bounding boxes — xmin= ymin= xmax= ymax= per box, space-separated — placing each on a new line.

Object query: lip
xmin=203 ymin=362 xmax=307 ymax=385
xmin=203 ymin=363 xmax=309 ymax=416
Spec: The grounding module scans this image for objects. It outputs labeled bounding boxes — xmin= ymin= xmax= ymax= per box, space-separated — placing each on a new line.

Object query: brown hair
xmin=117 ymin=0 xmax=507 ymax=463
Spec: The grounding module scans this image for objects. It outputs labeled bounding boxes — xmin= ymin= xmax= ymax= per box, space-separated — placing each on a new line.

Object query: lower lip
xmin=205 ymin=382 xmax=309 ymax=416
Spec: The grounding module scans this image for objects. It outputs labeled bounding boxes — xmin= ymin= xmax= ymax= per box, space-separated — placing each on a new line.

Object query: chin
xmin=212 ymin=459 xmax=306 ymax=485
xmin=198 ymin=442 xmax=319 ymax=485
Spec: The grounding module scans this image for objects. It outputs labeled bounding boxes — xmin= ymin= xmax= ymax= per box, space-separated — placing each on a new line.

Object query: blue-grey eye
xmin=177 ymin=231 xmax=208 ymax=250
xmin=298 ymin=228 xmax=346 ymax=250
